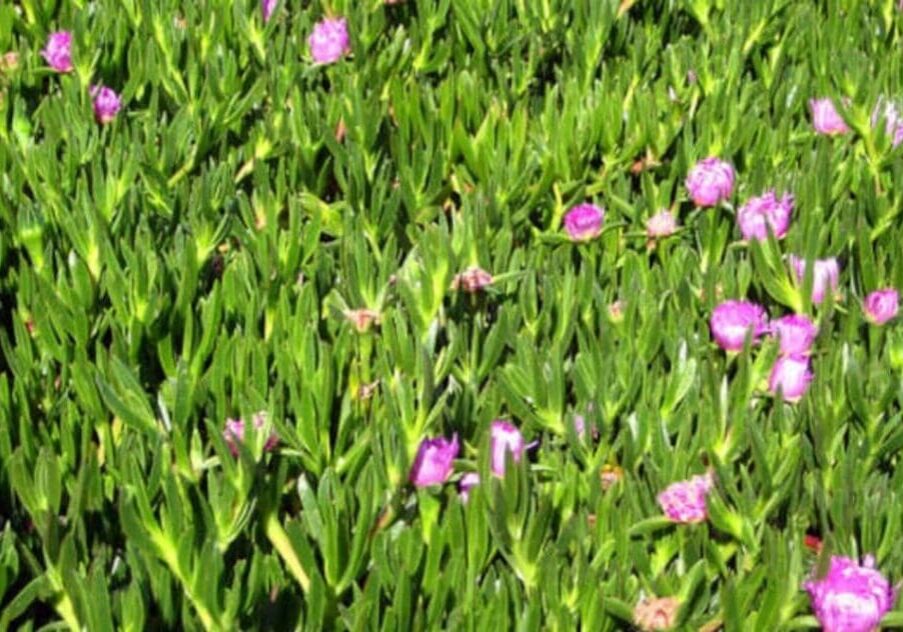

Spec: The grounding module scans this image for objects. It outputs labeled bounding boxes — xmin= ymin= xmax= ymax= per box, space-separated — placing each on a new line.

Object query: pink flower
xmin=452 ymin=266 xmax=493 ymax=293
xmin=769 ymin=314 xmax=818 ymax=356
xmin=864 ymin=289 xmax=899 ymax=325
xmin=41 ymin=31 xmax=73 ymax=73
xmin=409 ymin=434 xmax=459 ymax=487
xmin=810 ymin=98 xmax=850 ymax=135
xmin=90 ymin=85 xmax=122 ymax=124
xmin=308 ymin=17 xmax=350 ymax=64
xmin=223 ymin=412 xmax=279 ymax=456
xmin=789 ymin=255 xmax=840 ymax=305
xmin=685 ymin=157 xmax=735 ymax=207
xmin=709 ymin=300 xmax=769 ymax=352
xmin=736 ymin=191 xmax=794 ymax=241
xmin=262 ymin=0 xmax=277 ymax=21
xmin=646 ymin=210 xmax=678 ymax=238
xmin=804 ymin=554 xmax=895 ymax=632
xmin=768 ymin=355 xmax=813 ymax=402
xmin=490 ymin=420 xmax=525 ymax=477
xmin=563 ymin=203 xmax=605 ymax=242
xmin=458 ymin=472 xmax=480 ymax=503
xmin=871 ymin=98 xmax=903 ymax=147
xmin=657 ymin=472 xmax=714 ymax=524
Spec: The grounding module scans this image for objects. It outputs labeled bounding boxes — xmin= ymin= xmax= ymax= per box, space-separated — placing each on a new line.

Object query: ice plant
xmin=308 ymin=17 xmax=350 ymax=64
xmin=709 ymin=300 xmax=768 ymax=352
xmin=409 ymin=434 xmax=459 ymax=487
xmin=223 ymin=412 xmax=279 ymax=456
xmin=769 ymin=355 xmax=813 ymax=402
xmin=262 ymin=0 xmax=277 ymax=21
xmin=657 ymin=472 xmax=714 ymax=524
xmin=633 ymin=596 xmax=680 ymax=631
xmin=489 ymin=420 xmax=526 ymax=477
xmin=685 ymin=157 xmax=735 ymax=207
xmin=804 ymin=554 xmax=895 ymax=632
xmin=645 ymin=210 xmax=678 ymax=238
xmin=871 ymin=98 xmax=903 ymax=147
xmin=458 ymin=472 xmax=480 ymax=503
xmin=770 ymin=314 xmax=818 ymax=356
xmin=789 ymin=255 xmax=840 ymax=305
xmin=810 ymin=98 xmax=850 ymax=135
xmin=736 ymin=191 xmax=794 ymax=241
xmin=863 ymin=289 xmax=899 ymax=325
xmin=90 ymin=85 xmax=122 ymax=124
xmin=563 ymin=203 xmax=605 ymax=242
xmin=344 ymin=308 xmax=380 ymax=333
xmin=452 ymin=266 xmax=493 ymax=293
xmin=41 ymin=31 xmax=73 ymax=73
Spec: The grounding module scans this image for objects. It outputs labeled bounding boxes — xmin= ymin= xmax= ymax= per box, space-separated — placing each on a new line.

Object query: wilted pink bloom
xmin=657 ymin=472 xmax=714 ymax=524
xmin=344 ymin=308 xmax=380 ymax=333
xmin=490 ymin=420 xmax=525 ymax=476
xmin=452 ymin=266 xmax=493 ymax=293
xmin=308 ymin=17 xmax=350 ymax=64
xmin=736 ymin=191 xmax=794 ymax=241
xmin=90 ymin=85 xmax=122 ymax=124
xmin=409 ymin=434 xmax=459 ymax=487
xmin=262 ymin=0 xmax=277 ymax=21
xmin=770 ymin=314 xmax=818 ymax=356
xmin=804 ymin=554 xmax=895 ymax=632
xmin=223 ymin=412 xmax=279 ymax=456
xmin=769 ymin=355 xmax=813 ymax=402
xmin=789 ymin=255 xmax=841 ymax=305
xmin=458 ymin=472 xmax=480 ymax=503
xmin=810 ymin=98 xmax=850 ymax=135
xmin=646 ymin=210 xmax=678 ymax=238
xmin=709 ymin=300 xmax=769 ymax=351
xmin=685 ymin=157 xmax=735 ymax=207
xmin=563 ymin=203 xmax=605 ymax=242
xmin=633 ymin=596 xmax=681 ymax=632
xmin=41 ymin=31 xmax=73 ymax=73
xmin=864 ymin=289 xmax=899 ymax=325
xmin=871 ymin=98 xmax=903 ymax=148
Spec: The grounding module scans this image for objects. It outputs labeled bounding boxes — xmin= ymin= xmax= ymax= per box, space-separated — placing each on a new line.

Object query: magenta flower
xmin=563 ymin=203 xmax=605 ymax=242
xmin=709 ymin=300 xmax=769 ymax=352
xmin=789 ymin=255 xmax=840 ymax=305
xmin=262 ymin=0 xmax=277 ymax=21
xmin=769 ymin=314 xmax=818 ymax=356
xmin=864 ymin=289 xmax=899 ymax=325
xmin=646 ymin=210 xmax=678 ymax=238
xmin=490 ymin=420 xmax=526 ymax=477
xmin=871 ymin=98 xmax=903 ymax=148
xmin=768 ymin=355 xmax=813 ymax=402
xmin=685 ymin=157 xmax=735 ymax=207
xmin=41 ymin=31 xmax=73 ymax=73
xmin=657 ymin=472 xmax=714 ymax=524
xmin=308 ymin=17 xmax=350 ymax=64
xmin=736 ymin=191 xmax=794 ymax=241
xmin=810 ymin=98 xmax=850 ymax=135
xmin=804 ymin=554 xmax=895 ymax=632
xmin=90 ymin=85 xmax=122 ymax=124
xmin=223 ymin=412 xmax=279 ymax=456
xmin=409 ymin=434 xmax=459 ymax=487
xmin=458 ymin=472 xmax=480 ymax=503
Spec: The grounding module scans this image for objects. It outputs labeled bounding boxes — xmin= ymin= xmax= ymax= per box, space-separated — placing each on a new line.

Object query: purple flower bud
xmin=90 ymin=85 xmax=122 ymax=124
xmin=736 ymin=191 xmax=794 ymax=241
xmin=262 ymin=0 xmax=277 ymax=21
xmin=308 ymin=17 xmax=350 ymax=65
xmin=685 ymin=157 xmax=735 ymax=207
xmin=810 ymin=98 xmax=850 ymax=135
xmin=645 ymin=210 xmax=678 ymax=238
xmin=223 ymin=412 xmax=279 ymax=456
xmin=770 ymin=314 xmax=818 ymax=356
xmin=41 ymin=31 xmax=73 ymax=73
xmin=458 ymin=472 xmax=480 ymax=503
xmin=709 ymin=300 xmax=769 ymax=352
xmin=490 ymin=420 xmax=525 ymax=477
xmin=563 ymin=203 xmax=605 ymax=242
xmin=768 ymin=355 xmax=813 ymax=402
xmin=657 ymin=472 xmax=714 ymax=524
xmin=871 ymin=98 xmax=903 ymax=148
xmin=804 ymin=554 xmax=895 ymax=632
xmin=409 ymin=434 xmax=459 ymax=487
xmin=863 ymin=289 xmax=899 ymax=325
xmin=789 ymin=255 xmax=840 ymax=305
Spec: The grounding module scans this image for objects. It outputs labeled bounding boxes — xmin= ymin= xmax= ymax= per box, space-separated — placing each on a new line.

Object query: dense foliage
xmin=3 ymin=0 xmax=903 ymax=629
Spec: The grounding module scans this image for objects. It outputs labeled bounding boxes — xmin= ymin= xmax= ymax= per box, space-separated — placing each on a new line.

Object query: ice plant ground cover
xmin=5 ymin=0 xmax=903 ymax=630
